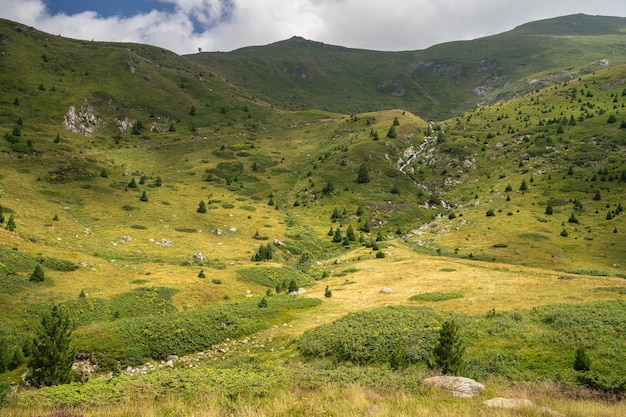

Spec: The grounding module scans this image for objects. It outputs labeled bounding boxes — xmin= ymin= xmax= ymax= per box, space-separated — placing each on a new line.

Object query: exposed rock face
xmin=423 ymin=376 xmax=485 ymax=398
xmin=64 ymin=105 xmax=99 ymax=136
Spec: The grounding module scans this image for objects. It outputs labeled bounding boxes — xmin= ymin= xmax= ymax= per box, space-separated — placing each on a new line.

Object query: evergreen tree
xmin=29 ymin=264 xmax=45 ymax=283
xmin=288 ymin=279 xmax=298 ymax=293
xmin=324 ymin=285 xmax=332 ymax=298
xmin=139 ymin=190 xmax=148 ymax=202
xmin=356 ymin=164 xmax=370 ymax=184
xmin=127 ymin=178 xmax=138 ymax=189
xmin=197 ymin=200 xmax=207 ymax=213
xmin=573 ymin=347 xmax=591 ymax=372
xmin=189 ymin=105 xmax=196 ymax=116
xmin=198 ymin=269 xmax=206 ymax=278
xmin=568 ymin=213 xmax=580 ymax=224
xmin=154 ymin=176 xmax=162 ymax=187
xmin=505 ymin=183 xmax=513 ymax=192
xmin=258 ymin=297 xmax=268 ymax=308
xmin=27 ymin=305 xmax=75 ymax=387
xmin=0 ymin=205 xmax=4 ymax=224
xmin=433 ymin=320 xmax=465 ymax=375
xmin=519 ymin=179 xmax=528 ymax=191
xmin=332 ymin=227 xmax=343 ymax=243
xmin=386 ymin=124 xmax=397 ymax=138
xmin=593 ymin=190 xmax=601 ymax=201
xmin=6 ymin=214 xmax=16 ymax=231
xmin=545 ymin=204 xmax=553 ymax=215
xmin=346 ymin=224 xmax=356 ymax=241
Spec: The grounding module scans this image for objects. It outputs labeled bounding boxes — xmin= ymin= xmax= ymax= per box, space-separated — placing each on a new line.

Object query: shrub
xmin=197 ymin=200 xmax=207 ymax=213
xmin=324 ymin=286 xmax=332 ymax=298
xmin=29 ymin=264 xmax=45 ymax=282
xmin=139 ymin=191 xmax=148 ymax=202
xmin=568 ymin=213 xmax=580 ymax=224
xmin=486 ymin=209 xmax=495 ymax=217
xmin=545 ymin=204 xmax=553 ymax=215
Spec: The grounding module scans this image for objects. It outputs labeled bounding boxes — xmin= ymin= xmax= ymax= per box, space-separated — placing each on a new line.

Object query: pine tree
xmin=386 ymin=124 xmax=397 ymax=138
xmin=0 ymin=205 xmax=4 ymax=224
xmin=127 ymin=178 xmax=138 ymax=189
xmin=573 ymin=347 xmax=591 ymax=372
xmin=324 ymin=285 xmax=332 ymax=298
xmin=197 ymin=200 xmax=207 ymax=213
xmin=139 ymin=191 xmax=148 ymax=202
xmin=27 ymin=305 xmax=75 ymax=387
xmin=545 ymin=204 xmax=553 ymax=215
xmin=288 ymin=279 xmax=298 ymax=293
xmin=6 ymin=214 xmax=15 ymax=231
xmin=29 ymin=264 xmax=45 ymax=283
xmin=258 ymin=297 xmax=268 ymax=308
xmin=433 ymin=320 xmax=465 ymax=375
xmin=332 ymin=228 xmax=342 ymax=243
xmin=356 ymin=164 xmax=370 ymax=184
xmin=346 ymin=224 xmax=356 ymax=241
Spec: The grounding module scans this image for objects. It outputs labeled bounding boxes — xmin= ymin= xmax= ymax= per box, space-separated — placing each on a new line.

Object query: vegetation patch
xmin=409 ymin=292 xmax=464 ymax=302
xmin=518 ymin=233 xmax=550 ymax=241
xmin=239 ymin=266 xmax=315 ymax=289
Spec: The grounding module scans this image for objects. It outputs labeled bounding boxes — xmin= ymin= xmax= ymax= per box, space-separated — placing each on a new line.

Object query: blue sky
xmin=2 ymin=0 xmax=626 ymax=54
xmin=44 ymin=0 xmax=175 ymax=17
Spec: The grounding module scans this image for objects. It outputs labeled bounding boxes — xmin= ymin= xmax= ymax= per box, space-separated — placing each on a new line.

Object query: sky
xmin=1 ymin=0 xmax=625 ymax=55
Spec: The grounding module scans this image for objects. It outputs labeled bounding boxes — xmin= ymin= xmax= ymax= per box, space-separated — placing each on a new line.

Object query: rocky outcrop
xmin=64 ymin=105 xmax=99 ymax=136
xmin=424 ymin=376 xmax=485 ymax=398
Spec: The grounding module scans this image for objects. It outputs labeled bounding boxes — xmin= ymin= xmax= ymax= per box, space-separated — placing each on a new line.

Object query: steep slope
xmin=188 ymin=14 xmax=626 ymax=120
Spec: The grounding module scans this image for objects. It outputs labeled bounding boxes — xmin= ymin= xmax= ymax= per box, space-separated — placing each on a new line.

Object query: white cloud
xmin=0 ymin=0 xmax=625 ymax=54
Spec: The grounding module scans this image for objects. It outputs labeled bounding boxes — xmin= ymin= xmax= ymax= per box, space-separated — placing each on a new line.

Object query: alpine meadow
xmin=1 ymin=13 xmax=626 ymax=417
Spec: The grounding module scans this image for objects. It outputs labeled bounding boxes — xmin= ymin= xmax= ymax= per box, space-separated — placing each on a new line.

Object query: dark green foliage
xmin=567 ymin=165 xmax=574 ymax=175
xmin=131 ymin=120 xmax=144 ymax=135
xmin=258 ymin=297 xmax=268 ymax=308
xmin=433 ymin=320 xmax=465 ymax=375
xmin=6 ymin=214 xmax=16 ymax=231
xmin=197 ymin=200 xmax=207 ymax=213
xmin=322 ymin=180 xmax=335 ymax=195
xmin=332 ymin=228 xmax=342 ymax=243
xmin=139 ymin=190 xmax=148 ymax=202
xmin=27 ymin=305 xmax=76 ymax=387
xmin=356 ymin=164 xmax=370 ymax=184
xmin=593 ymin=190 xmax=601 ymax=201
xmin=607 ymin=114 xmax=617 ymax=123
xmin=606 ymin=210 xmax=613 ymax=220
xmin=324 ymin=285 xmax=332 ymax=298
xmin=29 ymin=264 xmax=45 ymax=282
xmin=252 ymin=244 xmax=273 ymax=261
xmin=545 ymin=204 xmax=553 ymax=215
xmin=189 ymin=105 xmax=196 ymax=116
xmin=409 ymin=292 xmax=463 ymax=302
xmin=486 ymin=208 xmax=495 ymax=217
xmin=573 ymin=346 xmax=591 ymax=372
xmin=386 ymin=124 xmax=397 ymax=138
xmin=127 ymin=178 xmax=138 ymax=189
xmin=288 ymin=279 xmax=298 ymax=293
xmin=568 ymin=213 xmax=580 ymax=224
xmin=154 ymin=176 xmax=162 ymax=187
xmin=198 ymin=269 xmax=206 ymax=278
xmin=519 ymin=179 xmax=528 ymax=191
xmin=79 ymin=289 xmax=86 ymax=298
xmin=346 ymin=225 xmax=356 ymax=241
xmin=376 ymin=250 xmax=385 ymax=258
xmin=389 ymin=344 xmax=409 ymax=371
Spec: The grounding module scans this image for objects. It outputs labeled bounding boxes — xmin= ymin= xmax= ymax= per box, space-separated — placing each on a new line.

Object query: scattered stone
xmin=290 ymin=288 xmax=306 ymax=296
xmin=119 ymin=235 xmax=133 ymax=243
xmin=483 ymin=397 xmax=534 ymax=409
xmin=214 ymin=228 xmax=223 ymax=235
xmin=424 ymin=376 xmax=485 ymax=398
xmin=193 ymin=252 xmax=204 ymax=261
xmin=165 ymin=355 xmax=178 ymax=361
xmin=380 ymin=287 xmax=393 ymax=294
xmin=228 ymin=227 xmax=237 ymax=233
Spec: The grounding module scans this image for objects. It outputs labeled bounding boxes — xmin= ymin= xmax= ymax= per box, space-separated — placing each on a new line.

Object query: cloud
xmin=1 ymin=0 xmax=626 ymax=54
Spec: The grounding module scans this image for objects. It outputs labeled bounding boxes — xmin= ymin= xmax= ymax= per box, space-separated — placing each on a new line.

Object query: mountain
xmin=188 ymin=14 xmax=626 ymax=120
xmin=0 ymin=15 xmax=625 ymax=416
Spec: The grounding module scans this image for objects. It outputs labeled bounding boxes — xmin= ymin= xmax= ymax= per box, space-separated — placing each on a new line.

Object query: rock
xmin=380 ymin=287 xmax=392 ymax=294
xmin=214 ymin=229 xmax=223 ymax=235
xmin=290 ymin=288 xmax=306 ymax=296
xmin=228 ymin=227 xmax=237 ymax=233
xmin=165 ymin=360 xmax=174 ymax=368
xmin=483 ymin=398 xmax=534 ymax=409
xmin=423 ymin=376 xmax=485 ymax=398
xmin=119 ymin=235 xmax=133 ymax=243
xmin=165 ymin=354 xmax=178 ymax=361
xmin=193 ymin=252 xmax=204 ymax=261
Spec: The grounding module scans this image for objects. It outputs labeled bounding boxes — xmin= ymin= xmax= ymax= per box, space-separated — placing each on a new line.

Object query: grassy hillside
xmin=0 ymin=16 xmax=625 ymax=417
xmin=188 ymin=14 xmax=626 ymax=120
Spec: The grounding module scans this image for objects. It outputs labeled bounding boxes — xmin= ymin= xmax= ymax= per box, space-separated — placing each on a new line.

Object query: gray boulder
xmin=423 ymin=376 xmax=484 ymax=398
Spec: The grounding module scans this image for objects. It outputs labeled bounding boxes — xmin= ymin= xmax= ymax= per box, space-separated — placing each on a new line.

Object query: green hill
xmin=188 ymin=14 xmax=626 ymax=120
xmin=0 ymin=15 xmax=625 ymax=417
